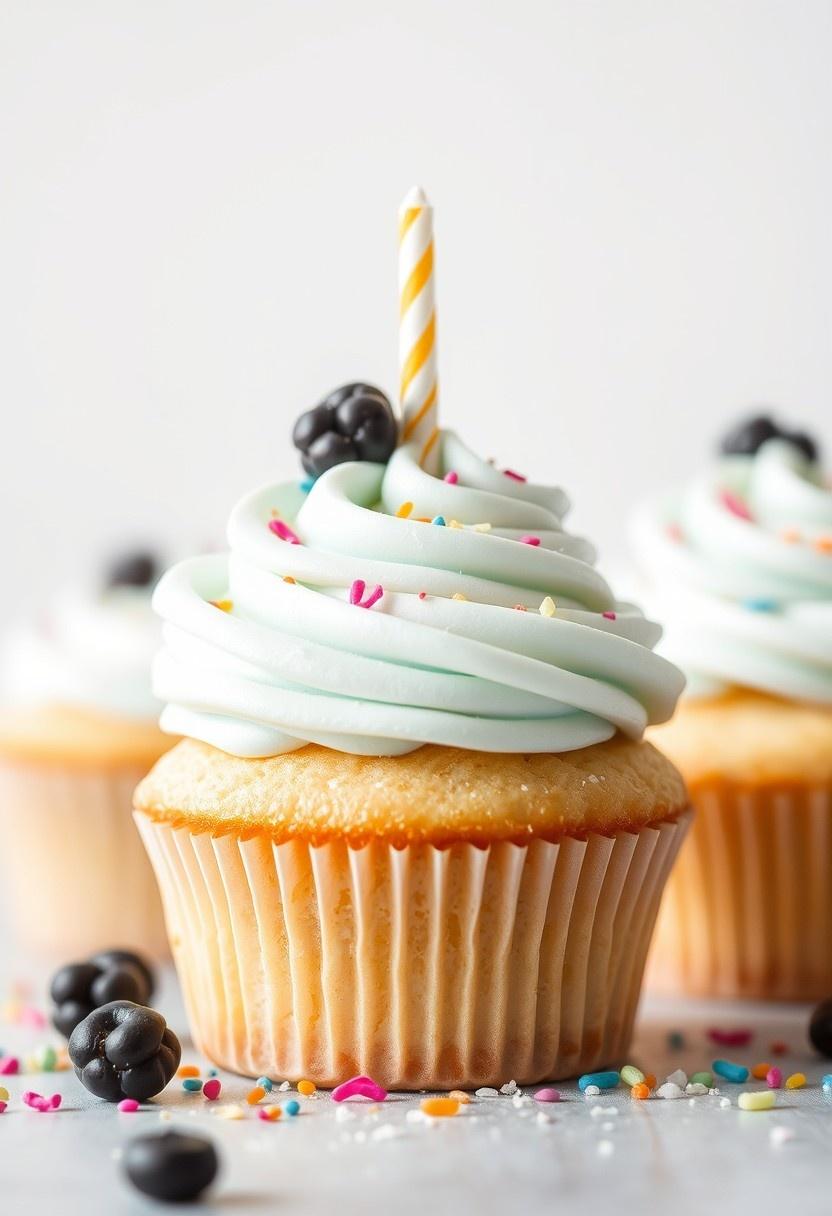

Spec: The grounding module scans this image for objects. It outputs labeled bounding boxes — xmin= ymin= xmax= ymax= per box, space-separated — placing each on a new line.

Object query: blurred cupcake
xmin=632 ymin=414 xmax=832 ymax=999
xmin=0 ymin=551 xmax=173 ymax=959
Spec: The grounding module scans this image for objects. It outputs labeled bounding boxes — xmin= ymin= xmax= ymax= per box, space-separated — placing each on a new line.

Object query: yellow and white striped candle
xmin=398 ymin=186 xmax=440 ymax=472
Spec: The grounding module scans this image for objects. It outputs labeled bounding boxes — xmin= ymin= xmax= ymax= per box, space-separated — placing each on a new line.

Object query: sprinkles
xmin=396 ymin=501 xmax=414 ymax=518
xmin=720 ymin=490 xmax=752 ymax=521
xmin=503 ymin=468 xmax=527 ymax=482
xmin=520 ymin=535 xmax=540 ymax=546
xmin=350 ymin=580 xmax=384 ymax=609
xmin=444 ymin=470 xmax=458 ymax=484
xmin=268 ymin=519 xmax=301 ymax=545
xmin=539 ymin=597 xmax=556 ymax=618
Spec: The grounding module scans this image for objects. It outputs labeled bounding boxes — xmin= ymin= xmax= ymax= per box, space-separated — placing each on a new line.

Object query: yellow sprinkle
xmin=421 ymin=1097 xmax=460 ymax=1117
xmin=539 ymin=596 xmax=556 ymax=618
xmin=246 ymin=1085 xmax=266 ymax=1105
xmin=452 ymin=593 xmax=468 ymax=602
xmin=210 ymin=599 xmax=233 ymax=612
xmin=297 ymin=1079 xmax=316 ymax=1096
xmin=448 ymin=1090 xmax=471 ymax=1104
xmin=215 ymin=1104 xmax=245 ymax=1120
xmin=283 ymin=576 xmax=296 ymax=584
xmin=738 ymin=1090 xmax=775 ymax=1111
xmin=785 ymin=1072 xmax=806 ymax=1090
xmin=396 ymin=501 xmax=414 ymax=519
xmin=448 ymin=519 xmax=463 ymax=529
xmin=0 ymin=1086 xmax=9 ymax=1102
xmin=473 ymin=522 xmax=492 ymax=533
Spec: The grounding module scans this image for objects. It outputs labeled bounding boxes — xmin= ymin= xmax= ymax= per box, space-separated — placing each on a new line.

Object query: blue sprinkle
xmin=207 ymin=1069 xmax=218 ymax=1078
xmin=822 ymin=1074 xmax=832 ymax=1089
xmin=299 ymin=477 xmax=316 ymax=493
xmin=256 ymin=1076 xmax=273 ymax=1092
xmin=432 ymin=515 xmax=446 ymax=527
xmin=578 ymin=1070 xmax=619 ymax=1092
xmin=284 ymin=1099 xmax=301 ymax=1116
xmin=182 ymin=1078 xmax=203 ymax=1092
xmin=712 ymin=1059 xmax=749 ymax=1083
xmin=743 ymin=598 xmax=778 ymax=613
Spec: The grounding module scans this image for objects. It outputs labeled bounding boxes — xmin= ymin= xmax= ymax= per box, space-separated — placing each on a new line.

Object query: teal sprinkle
xmin=207 ymin=1069 xmax=218 ymax=1078
xmin=712 ymin=1059 xmax=749 ymax=1083
xmin=432 ymin=516 xmax=446 ymax=526
xmin=578 ymin=1070 xmax=619 ymax=1091
xmin=284 ymin=1099 xmax=301 ymax=1116
xmin=257 ymin=1076 xmax=273 ymax=1092
xmin=743 ymin=598 xmax=778 ymax=613
xmin=299 ymin=477 xmax=316 ymax=493
xmin=182 ymin=1078 xmax=203 ymax=1092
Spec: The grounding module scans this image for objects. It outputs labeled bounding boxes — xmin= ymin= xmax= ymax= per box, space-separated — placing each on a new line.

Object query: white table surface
xmin=2 ymin=957 xmax=832 ymax=1216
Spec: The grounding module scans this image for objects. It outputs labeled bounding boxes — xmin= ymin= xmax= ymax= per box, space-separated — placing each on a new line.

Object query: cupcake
xmin=135 ymin=188 xmax=688 ymax=1087
xmin=632 ymin=414 xmax=832 ymax=999
xmin=0 ymin=552 xmax=174 ymax=958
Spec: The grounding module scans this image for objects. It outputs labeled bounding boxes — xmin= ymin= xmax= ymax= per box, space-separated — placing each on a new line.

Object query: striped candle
xmin=398 ymin=186 xmax=440 ymax=472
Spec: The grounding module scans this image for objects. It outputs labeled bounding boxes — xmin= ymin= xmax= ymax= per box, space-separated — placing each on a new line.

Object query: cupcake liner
xmin=648 ymin=781 xmax=832 ymax=1000
xmin=0 ymin=759 xmax=169 ymax=959
xmin=137 ymin=810 xmax=689 ymax=1087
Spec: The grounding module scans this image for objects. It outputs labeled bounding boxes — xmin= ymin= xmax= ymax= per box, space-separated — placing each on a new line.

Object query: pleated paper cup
xmin=137 ymin=810 xmax=689 ymax=1088
xmin=0 ymin=759 xmax=169 ymax=960
xmin=648 ymin=781 xmax=832 ymax=1000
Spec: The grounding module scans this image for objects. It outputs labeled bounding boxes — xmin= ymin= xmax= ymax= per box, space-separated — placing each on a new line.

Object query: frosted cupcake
xmin=632 ymin=414 xmax=832 ymax=999
xmin=0 ymin=553 xmax=173 ymax=958
xmin=135 ymin=189 xmax=688 ymax=1087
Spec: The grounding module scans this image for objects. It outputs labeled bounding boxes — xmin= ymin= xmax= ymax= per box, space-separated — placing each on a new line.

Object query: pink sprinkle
xmin=503 ymin=468 xmax=527 ymax=482
xmin=0 ymin=1058 xmax=19 ymax=1076
xmin=331 ymin=1075 xmax=388 ymax=1103
xmin=602 ymin=611 xmax=617 ymax=620
xmin=268 ymin=519 xmax=301 ymax=544
xmin=707 ymin=1027 xmax=753 ymax=1047
xmin=20 ymin=1006 xmax=47 ymax=1029
xmin=666 ymin=522 xmax=684 ymax=543
xmin=418 ymin=591 xmax=427 ymax=600
xmin=203 ymin=1078 xmax=222 ymax=1101
xmin=0 ymin=1101 xmax=6 ymax=1114
xmin=520 ymin=535 xmax=540 ymax=546
xmin=534 ymin=1087 xmax=561 ymax=1103
xmin=118 ymin=1098 xmax=140 ymax=1113
xmin=350 ymin=580 xmax=384 ymax=609
xmin=720 ymin=491 xmax=752 ymax=522
xmin=444 ymin=471 xmax=458 ymax=485
xmin=766 ymin=1067 xmax=783 ymax=1089
xmin=23 ymin=1091 xmax=61 ymax=1112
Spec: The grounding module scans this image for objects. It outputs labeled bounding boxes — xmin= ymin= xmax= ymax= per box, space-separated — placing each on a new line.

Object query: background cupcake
xmin=0 ymin=551 xmax=174 ymax=958
xmin=135 ymin=189 xmax=689 ymax=1088
xmin=632 ymin=414 xmax=832 ymax=999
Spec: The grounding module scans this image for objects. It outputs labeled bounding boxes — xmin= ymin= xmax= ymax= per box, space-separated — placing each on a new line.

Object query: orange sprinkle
xmin=421 ymin=1097 xmax=459 ymax=1118
xmin=177 ymin=1065 xmax=200 ymax=1078
xmin=631 ymin=1083 xmax=650 ymax=1100
xmin=210 ymin=600 xmax=233 ymax=613
xmin=643 ymin=1074 xmax=656 ymax=1090
xmin=297 ymin=1080 xmax=316 ymax=1096
xmin=448 ymin=1090 xmax=471 ymax=1104
xmin=815 ymin=536 xmax=832 ymax=554
xmin=396 ymin=501 xmax=414 ymax=519
xmin=779 ymin=528 xmax=801 ymax=544
xmin=283 ymin=576 xmax=296 ymax=584
xmin=415 ymin=516 xmax=431 ymax=523
xmin=751 ymin=1062 xmax=771 ymax=1080
xmin=785 ymin=1072 xmax=806 ymax=1090
xmin=246 ymin=1085 xmax=266 ymax=1105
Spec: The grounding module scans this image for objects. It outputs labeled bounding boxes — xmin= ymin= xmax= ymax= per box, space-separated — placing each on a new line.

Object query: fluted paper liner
xmin=0 ymin=760 xmax=169 ymax=959
xmin=137 ymin=810 xmax=689 ymax=1087
xmin=649 ymin=782 xmax=832 ymax=1001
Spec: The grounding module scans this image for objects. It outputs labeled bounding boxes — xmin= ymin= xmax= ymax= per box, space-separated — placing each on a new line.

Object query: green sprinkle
xmin=690 ymin=1071 xmax=713 ymax=1088
xmin=182 ymin=1078 xmax=203 ymax=1093
xmin=39 ymin=1046 xmax=57 ymax=1072
xmin=620 ymin=1064 xmax=645 ymax=1087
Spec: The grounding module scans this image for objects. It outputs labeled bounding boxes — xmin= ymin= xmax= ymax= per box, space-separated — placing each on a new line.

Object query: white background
xmin=1 ymin=0 xmax=830 ymax=621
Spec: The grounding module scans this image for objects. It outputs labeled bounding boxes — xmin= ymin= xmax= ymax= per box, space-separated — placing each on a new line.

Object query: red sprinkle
xmin=707 ymin=1027 xmax=753 ymax=1048
xmin=503 ymin=469 xmax=527 ymax=482
xmin=203 ymin=1078 xmax=222 ymax=1101
xmin=350 ymin=580 xmax=384 ymax=609
xmin=520 ymin=535 xmax=540 ymax=546
xmin=770 ymin=1041 xmax=789 ymax=1056
xmin=268 ymin=519 xmax=301 ymax=544
xmin=720 ymin=491 xmax=752 ymax=522
xmin=418 ymin=591 xmax=427 ymax=600
xmin=0 ymin=1058 xmax=19 ymax=1076
xmin=602 ymin=611 xmax=617 ymax=620
xmin=23 ymin=1091 xmax=61 ymax=1112
xmin=444 ymin=471 xmax=458 ymax=485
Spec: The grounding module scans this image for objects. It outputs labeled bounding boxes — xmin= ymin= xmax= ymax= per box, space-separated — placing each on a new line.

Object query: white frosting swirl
xmin=3 ymin=587 xmax=161 ymax=720
xmin=632 ymin=439 xmax=832 ymax=703
xmin=154 ymin=431 xmax=683 ymax=757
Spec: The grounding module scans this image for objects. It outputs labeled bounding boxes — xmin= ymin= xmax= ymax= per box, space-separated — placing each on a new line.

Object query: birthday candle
xmin=398 ymin=186 xmax=440 ymax=473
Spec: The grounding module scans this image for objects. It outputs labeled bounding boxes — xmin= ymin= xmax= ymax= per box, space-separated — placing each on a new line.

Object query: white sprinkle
xmin=688 ymin=1098 xmax=697 ymax=1107
xmin=500 ymin=1080 xmax=519 ymax=1096
xmin=279 ymin=1081 xmax=291 ymax=1092
xmin=770 ymin=1125 xmax=796 ymax=1146
xmin=476 ymin=1087 xmax=499 ymax=1098
xmin=536 ymin=1111 xmax=555 ymax=1125
xmin=597 ymin=1140 xmax=615 ymax=1157
xmin=656 ymin=1082 xmax=684 ymax=1100
xmin=512 ymin=1094 xmax=532 ymax=1108
xmin=665 ymin=1069 xmax=688 ymax=1088
xmin=334 ymin=1105 xmax=355 ymax=1123
xmin=589 ymin=1105 xmax=606 ymax=1118
xmin=583 ymin=1085 xmax=601 ymax=1097
xmin=371 ymin=1123 xmax=404 ymax=1142
xmin=215 ymin=1104 xmax=245 ymax=1120
xmin=709 ymin=1088 xmax=720 ymax=1096
xmin=406 ymin=1109 xmax=426 ymax=1124
xmin=686 ymin=1083 xmax=709 ymax=1096
xmin=719 ymin=1097 xmax=732 ymax=1108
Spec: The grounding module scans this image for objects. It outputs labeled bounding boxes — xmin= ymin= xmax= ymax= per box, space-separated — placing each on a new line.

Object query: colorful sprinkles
xmin=268 ymin=519 xmax=301 ymax=544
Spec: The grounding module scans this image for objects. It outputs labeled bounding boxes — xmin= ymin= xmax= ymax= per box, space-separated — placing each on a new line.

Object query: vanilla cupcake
xmin=135 ymin=415 xmax=688 ymax=1087
xmin=632 ymin=415 xmax=832 ymax=999
xmin=0 ymin=553 xmax=173 ymax=958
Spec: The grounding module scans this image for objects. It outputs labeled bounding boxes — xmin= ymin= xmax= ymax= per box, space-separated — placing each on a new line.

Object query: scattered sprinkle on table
xmin=22 ymin=1090 xmax=61 ymax=1112
xmin=785 ymin=1073 xmax=806 ymax=1090
xmin=739 ymin=1091 xmax=775 ymax=1112
xmin=297 ymin=1080 xmax=316 ymax=1096
xmin=713 ymin=1060 xmax=749 ymax=1083
xmin=246 ymin=1086 xmax=266 ymax=1105
xmin=578 ymin=1071 xmax=619 ymax=1092
xmin=332 ymin=1075 xmax=388 ymax=1103
xmin=534 ymin=1088 xmax=561 ymax=1103
xmin=118 ymin=1099 xmax=140 ymax=1113
xmin=182 ymin=1078 xmax=203 ymax=1093
xmin=258 ymin=1106 xmax=282 ymax=1122
xmin=620 ymin=1065 xmax=645 ymax=1087
xmin=203 ymin=1079 xmax=222 ymax=1101
xmin=284 ymin=1100 xmax=300 ymax=1117
xmin=448 ymin=1090 xmax=470 ymax=1104
xmin=421 ymin=1097 xmax=459 ymax=1118
xmin=178 ymin=1065 xmax=200 ymax=1079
